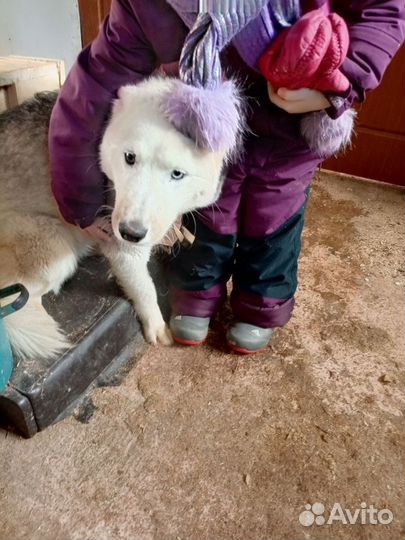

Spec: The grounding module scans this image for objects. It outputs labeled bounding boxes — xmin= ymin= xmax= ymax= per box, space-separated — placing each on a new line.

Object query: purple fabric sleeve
xmin=49 ymin=0 xmax=158 ymax=226
xmin=326 ymin=0 xmax=405 ymax=118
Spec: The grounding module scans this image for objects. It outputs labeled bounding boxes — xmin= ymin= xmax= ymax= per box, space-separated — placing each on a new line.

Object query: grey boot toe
xmin=170 ymin=315 xmax=210 ymax=345
xmin=227 ymin=322 xmax=274 ymax=353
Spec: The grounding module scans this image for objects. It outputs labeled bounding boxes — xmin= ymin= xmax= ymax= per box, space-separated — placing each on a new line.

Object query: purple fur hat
xmin=163 ymin=80 xmax=244 ymax=154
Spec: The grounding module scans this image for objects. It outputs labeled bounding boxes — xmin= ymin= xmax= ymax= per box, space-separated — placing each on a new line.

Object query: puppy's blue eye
xmin=124 ymin=151 xmax=136 ymax=166
xmin=171 ymin=169 xmax=185 ymax=180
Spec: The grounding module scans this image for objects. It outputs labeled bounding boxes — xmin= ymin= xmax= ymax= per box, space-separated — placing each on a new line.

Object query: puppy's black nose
xmin=119 ymin=221 xmax=148 ymax=243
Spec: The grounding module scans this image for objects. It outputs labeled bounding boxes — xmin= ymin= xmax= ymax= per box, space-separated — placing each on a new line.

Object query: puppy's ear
xmin=117 ymin=85 xmax=138 ymax=101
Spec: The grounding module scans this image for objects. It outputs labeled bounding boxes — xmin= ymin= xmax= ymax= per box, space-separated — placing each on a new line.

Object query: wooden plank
xmin=0 ymin=56 xmax=65 ymax=111
xmin=353 ymin=46 xmax=405 ymax=135
xmin=0 ymin=88 xmax=6 ymax=111
xmin=325 ymin=44 xmax=405 ymax=185
xmin=78 ymin=0 xmax=112 ymax=47
xmin=100 ymin=0 xmax=112 ymax=18
xmin=0 ymin=56 xmax=65 ymax=86
xmin=78 ymin=0 xmax=100 ymax=47
xmin=14 ymin=76 xmax=61 ymax=102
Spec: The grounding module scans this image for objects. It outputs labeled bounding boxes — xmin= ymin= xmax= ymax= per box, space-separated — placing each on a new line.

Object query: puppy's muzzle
xmin=119 ymin=221 xmax=148 ymax=243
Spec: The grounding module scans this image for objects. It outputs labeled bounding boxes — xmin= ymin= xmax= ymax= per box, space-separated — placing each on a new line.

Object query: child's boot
xmin=170 ymin=315 xmax=210 ymax=346
xmin=227 ymin=322 xmax=274 ymax=354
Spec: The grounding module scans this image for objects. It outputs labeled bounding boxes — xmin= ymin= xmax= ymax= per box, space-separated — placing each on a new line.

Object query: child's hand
xmin=267 ymin=83 xmax=330 ymax=114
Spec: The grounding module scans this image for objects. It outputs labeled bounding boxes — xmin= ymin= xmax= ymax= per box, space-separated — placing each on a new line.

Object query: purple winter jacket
xmin=48 ymin=0 xmax=405 ymax=227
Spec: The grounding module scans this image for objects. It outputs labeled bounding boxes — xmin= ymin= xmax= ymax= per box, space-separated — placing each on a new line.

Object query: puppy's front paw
xmin=144 ymin=319 xmax=173 ymax=346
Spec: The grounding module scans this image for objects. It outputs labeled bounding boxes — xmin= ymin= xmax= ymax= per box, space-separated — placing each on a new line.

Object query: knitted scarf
xmin=167 ymin=0 xmax=301 ymax=88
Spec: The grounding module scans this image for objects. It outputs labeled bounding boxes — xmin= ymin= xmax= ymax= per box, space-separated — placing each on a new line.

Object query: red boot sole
xmin=174 ymin=336 xmax=206 ymax=347
xmin=228 ymin=342 xmax=266 ymax=355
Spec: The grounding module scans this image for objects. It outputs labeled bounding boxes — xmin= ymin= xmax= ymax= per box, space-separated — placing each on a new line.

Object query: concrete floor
xmin=0 ymin=172 xmax=404 ymax=540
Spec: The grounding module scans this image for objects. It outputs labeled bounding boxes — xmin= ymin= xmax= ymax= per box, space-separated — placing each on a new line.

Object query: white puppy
xmin=0 ymin=78 xmax=229 ymax=359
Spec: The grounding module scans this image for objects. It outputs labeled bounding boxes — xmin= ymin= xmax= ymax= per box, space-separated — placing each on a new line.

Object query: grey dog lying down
xmin=0 ymin=78 xmax=230 ymax=359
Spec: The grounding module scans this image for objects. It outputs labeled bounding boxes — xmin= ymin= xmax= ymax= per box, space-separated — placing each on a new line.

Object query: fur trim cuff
xmin=301 ymin=108 xmax=356 ymax=158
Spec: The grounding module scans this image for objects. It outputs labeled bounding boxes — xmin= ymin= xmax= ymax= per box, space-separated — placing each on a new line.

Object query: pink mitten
xmin=258 ymin=7 xmax=350 ymax=93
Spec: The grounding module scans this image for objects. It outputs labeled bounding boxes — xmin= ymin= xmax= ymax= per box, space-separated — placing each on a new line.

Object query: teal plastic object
xmin=0 ymin=284 xmax=29 ymax=392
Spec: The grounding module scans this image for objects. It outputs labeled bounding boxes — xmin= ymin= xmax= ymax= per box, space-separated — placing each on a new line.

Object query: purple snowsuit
xmin=49 ymin=0 xmax=404 ymax=328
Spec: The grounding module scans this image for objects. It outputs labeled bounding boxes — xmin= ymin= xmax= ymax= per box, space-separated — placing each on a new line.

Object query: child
xmin=49 ymin=0 xmax=404 ymax=353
